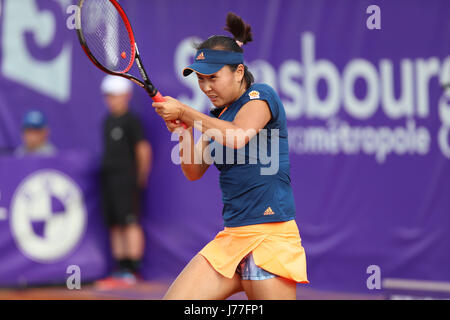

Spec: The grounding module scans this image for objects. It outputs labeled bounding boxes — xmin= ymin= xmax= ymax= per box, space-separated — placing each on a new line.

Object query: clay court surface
xmin=0 ymin=281 xmax=384 ymax=300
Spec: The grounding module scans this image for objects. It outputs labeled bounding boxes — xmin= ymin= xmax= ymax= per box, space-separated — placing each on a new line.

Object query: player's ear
xmin=235 ymin=64 xmax=245 ymax=83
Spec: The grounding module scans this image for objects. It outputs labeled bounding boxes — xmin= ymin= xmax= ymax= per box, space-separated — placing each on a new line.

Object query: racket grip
xmin=152 ymin=92 xmax=188 ymax=129
xmin=152 ymin=91 xmax=165 ymax=103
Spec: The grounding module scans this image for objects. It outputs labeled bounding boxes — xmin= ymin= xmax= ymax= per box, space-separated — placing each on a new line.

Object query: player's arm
xmin=182 ymin=99 xmax=271 ymax=149
xmin=155 ymin=97 xmax=271 ymax=149
xmin=166 ymin=122 xmax=211 ymax=181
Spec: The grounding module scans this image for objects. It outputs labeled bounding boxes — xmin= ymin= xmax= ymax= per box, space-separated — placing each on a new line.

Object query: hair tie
xmin=235 ymin=40 xmax=244 ymax=48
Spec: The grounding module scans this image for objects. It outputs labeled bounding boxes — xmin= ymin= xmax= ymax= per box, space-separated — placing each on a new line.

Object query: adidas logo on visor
xmin=196 ymin=52 xmax=205 ymax=60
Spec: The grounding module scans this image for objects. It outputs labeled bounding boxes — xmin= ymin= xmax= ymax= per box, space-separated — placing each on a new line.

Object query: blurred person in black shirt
xmin=95 ymin=75 xmax=152 ymax=289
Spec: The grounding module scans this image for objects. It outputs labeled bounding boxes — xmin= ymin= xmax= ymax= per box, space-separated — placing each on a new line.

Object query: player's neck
xmin=234 ymin=85 xmax=247 ymax=102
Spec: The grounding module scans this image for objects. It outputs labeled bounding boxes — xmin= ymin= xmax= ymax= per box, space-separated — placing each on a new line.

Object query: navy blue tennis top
xmin=209 ymin=83 xmax=296 ymax=227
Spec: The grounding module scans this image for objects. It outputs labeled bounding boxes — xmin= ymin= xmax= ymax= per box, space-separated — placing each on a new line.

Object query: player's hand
xmin=165 ymin=119 xmax=186 ymax=134
xmin=152 ymin=96 xmax=184 ymax=122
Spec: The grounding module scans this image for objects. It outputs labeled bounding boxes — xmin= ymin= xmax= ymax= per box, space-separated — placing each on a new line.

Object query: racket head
xmin=76 ymin=0 xmax=137 ymax=76
xmin=76 ymin=0 xmax=169 ymax=104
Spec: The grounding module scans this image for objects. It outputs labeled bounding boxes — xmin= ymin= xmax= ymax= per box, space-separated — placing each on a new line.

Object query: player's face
xmin=104 ymin=92 xmax=131 ymax=116
xmin=23 ymin=128 xmax=49 ymax=150
xmin=196 ymin=64 xmax=245 ymax=108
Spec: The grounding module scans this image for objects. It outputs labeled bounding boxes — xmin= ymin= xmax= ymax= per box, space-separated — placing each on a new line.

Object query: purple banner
xmin=0 ymin=0 xmax=449 ymax=294
xmin=0 ymin=152 xmax=109 ymax=287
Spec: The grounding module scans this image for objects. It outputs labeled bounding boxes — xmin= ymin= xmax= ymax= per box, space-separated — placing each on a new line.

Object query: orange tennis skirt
xmin=199 ymin=219 xmax=309 ymax=283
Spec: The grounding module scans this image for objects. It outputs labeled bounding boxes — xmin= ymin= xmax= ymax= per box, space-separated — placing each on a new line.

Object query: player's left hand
xmin=165 ymin=119 xmax=187 ymax=134
xmin=152 ymin=96 xmax=184 ymax=122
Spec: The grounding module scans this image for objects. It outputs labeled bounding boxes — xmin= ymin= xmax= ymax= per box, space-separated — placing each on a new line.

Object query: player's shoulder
xmin=246 ymin=83 xmax=278 ymax=101
xmin=250 ymin=83 xmax=277 ymax=94
xmin=245 ymin=83 xmax=284 ymax=121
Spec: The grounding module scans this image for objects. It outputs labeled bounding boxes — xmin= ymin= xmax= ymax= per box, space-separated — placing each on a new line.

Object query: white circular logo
xmin=111 ymin=127 xmax=123 ymax=141
xmin=10 ymin=170 xmax=87 ymax=262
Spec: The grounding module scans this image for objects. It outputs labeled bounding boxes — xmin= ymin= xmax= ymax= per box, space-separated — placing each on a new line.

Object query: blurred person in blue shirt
xmin=15 ymin=110 xmax=56 ymax=157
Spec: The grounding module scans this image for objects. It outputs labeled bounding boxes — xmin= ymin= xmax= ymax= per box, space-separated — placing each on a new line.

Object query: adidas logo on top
xmin=196 ymin=52 xmax=205 ymax=60
xmin=263 ymin=207 xmax=275 ymax=215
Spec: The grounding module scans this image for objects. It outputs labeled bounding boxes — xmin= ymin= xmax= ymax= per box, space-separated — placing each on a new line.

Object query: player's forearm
xmin=179 ymin=127 xmax=195 ymax=165
xmin=180 ymin=105 xmax=248 ymax=149
xmin=179 ymin=128 xmax=209 ymax=181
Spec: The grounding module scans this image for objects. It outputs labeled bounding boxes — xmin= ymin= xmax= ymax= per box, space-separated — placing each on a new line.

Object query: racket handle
xmin=152 ymin=92 xmax=188 ymax=129
xmin=152 ymin=91 xmax=165 ymax=103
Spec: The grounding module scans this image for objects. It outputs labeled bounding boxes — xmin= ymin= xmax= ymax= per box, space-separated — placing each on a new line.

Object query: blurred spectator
xmin=95 ymin=75 xmax=152 ymax=289
xmin=15 ymin=110 xmax=56 ymax=157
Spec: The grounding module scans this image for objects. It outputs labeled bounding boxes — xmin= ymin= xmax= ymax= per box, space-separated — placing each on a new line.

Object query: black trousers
xmin=101 ymin=170 xmax=140 ymax=227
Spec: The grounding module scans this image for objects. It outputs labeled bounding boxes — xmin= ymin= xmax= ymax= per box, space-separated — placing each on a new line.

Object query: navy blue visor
xmin=183 ymin=49 xmax=244 ymax=77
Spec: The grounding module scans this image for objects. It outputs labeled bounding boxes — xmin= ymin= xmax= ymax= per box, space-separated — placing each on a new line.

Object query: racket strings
xmin=80 ymin=0 xmax=134 ymax=73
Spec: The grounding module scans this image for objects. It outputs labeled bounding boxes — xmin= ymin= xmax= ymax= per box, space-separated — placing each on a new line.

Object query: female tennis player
xmin=152 ymin=13 xmax=308 ymax=300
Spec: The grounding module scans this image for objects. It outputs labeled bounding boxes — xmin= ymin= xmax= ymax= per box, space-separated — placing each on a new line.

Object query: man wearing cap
xmin=15 ymin=110 xmax=56 ymax=157
xmin=95 ymin=75 xmax=152 ymax=289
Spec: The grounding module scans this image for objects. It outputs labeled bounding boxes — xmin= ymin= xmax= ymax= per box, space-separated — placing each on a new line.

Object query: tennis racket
xmin=75 ymin=0 xmax=186 ymax=128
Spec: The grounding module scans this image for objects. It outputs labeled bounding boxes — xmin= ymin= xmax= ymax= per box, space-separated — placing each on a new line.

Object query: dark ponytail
xmin=195 ymin=12 xmax=255 ymax=89
xmin=224 ymin=12 xmax=253 ymax=46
